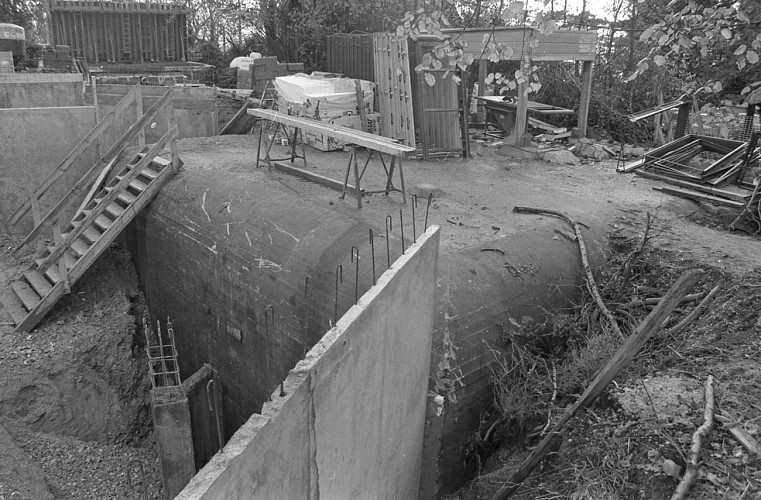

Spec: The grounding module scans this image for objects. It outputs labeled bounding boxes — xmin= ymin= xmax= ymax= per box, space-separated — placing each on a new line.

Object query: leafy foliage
xmin=630 ymin=0 xmax=761 ymax=97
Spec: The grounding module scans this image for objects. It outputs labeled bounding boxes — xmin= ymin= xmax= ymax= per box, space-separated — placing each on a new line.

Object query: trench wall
xmin=176 ymin=227 xmax=440 ymax=499
xmin=0 ymin=106 xmax=97 ymax=233
xmin=88 ymin=84 xmax=218 ymax=143
xmin=125 ymin=164 xmax=408 ymax=471
xmin=0 ymin=73 xmax=85 ymax=108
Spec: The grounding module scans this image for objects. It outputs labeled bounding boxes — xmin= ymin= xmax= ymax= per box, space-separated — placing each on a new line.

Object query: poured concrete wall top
xmin=89 ymin=84 xmax=218 ymax=143
xmin=0 ymin=106 xmax=97 ymax=233
xmin=0 ymin=73 xmax=85 ymax=108
xmin=177 ymin=227 xmax=440 ymax=499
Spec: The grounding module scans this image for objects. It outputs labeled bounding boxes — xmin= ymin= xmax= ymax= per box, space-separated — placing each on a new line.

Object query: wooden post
xmin=92 ymin=76 xmax=103 ymax=160
xmin=674 ymin=100 xmax=691 ymax=139
xmin=575 ymin=60 xmax=594 ymax=139
xmin=137 ymin=13 xmax=144 ymax=63
xmin=354 ymin=79 xmax=368 ymax=133
xmin=166 ymin=97 xmax=180 ymax=172
xmin=136 ymin=85 xmax=145 ymax=149
xmin=30 ymin=194 xmax=41 ymax=227
xmin=52 ymin=223 xmax=71 ymax=294
xmin=513 ymin=78 xmax=529 ymax=147
xmin=477 ymin=59 xmax=487 ymax=124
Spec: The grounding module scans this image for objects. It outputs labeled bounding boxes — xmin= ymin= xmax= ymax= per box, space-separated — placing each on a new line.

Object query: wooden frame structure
xmin=47 ymin=0 xmax=188 ymax=64
xmin=443 ymin=27 xmax=597 ymax=146
xmin=248 ymin=108 xmax=416 ymax=209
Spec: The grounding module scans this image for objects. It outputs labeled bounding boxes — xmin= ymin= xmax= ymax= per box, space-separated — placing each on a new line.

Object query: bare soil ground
xmin=1 ymin=132 xmax=759 ymax=499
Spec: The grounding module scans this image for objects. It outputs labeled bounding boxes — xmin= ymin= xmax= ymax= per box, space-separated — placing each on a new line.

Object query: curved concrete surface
xmin=127 ymin=156 xmax=606 ymax=495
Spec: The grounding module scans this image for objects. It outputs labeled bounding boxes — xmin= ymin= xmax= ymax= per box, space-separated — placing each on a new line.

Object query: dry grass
xmin=458 ymin=217 xmax=761 ymax=500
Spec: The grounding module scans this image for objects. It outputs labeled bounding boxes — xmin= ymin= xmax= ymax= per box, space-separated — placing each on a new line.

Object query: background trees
xmin=4 ymin=0 xmax=756 ymax=143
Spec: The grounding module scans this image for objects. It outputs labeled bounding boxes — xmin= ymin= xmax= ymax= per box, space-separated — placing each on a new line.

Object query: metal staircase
xmin=1 ymin=86 xmax=179 ymax=333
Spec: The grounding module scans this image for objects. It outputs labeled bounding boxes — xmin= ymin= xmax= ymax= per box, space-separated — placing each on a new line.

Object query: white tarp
xmin=274 ymin=73 xmax=375 ymax=119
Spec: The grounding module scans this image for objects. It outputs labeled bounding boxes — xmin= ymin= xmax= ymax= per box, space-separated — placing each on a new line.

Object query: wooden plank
xmin=529 ymin=117 xmax=567 ymax=134
xmin=104 ymin=201 xmax=126 ymax=218
xmin=73 ymin=156 xmax=117 ymax=222
xmin=14 ymin=282 xmax=67 ymax=333
xmin=11 ymin=281 xmax=40 ymax=311
xmin=653 ymin=186 xmax=746 ymax=208
xmin=92 ymin=213 xmax=114 ymax=231
xmin=69 ymin=237 xmax=91 ymax=257
xmin=219 ymin=100 xmax=256 ymax=135
xmin=94 ymin=94 xmax=215 ymax=110
xmin=249 ymin=109 xmax=415 ymax=156
xmin=446 ymin=28 xmax=597 ymax=61
xmin=271 ymin=161 xmax=360 ymax=195
xmin=80 ymin=225 xmax=103 ymax=243
xmin=24 ymin=270 xmax=53 ymax=297
xmin=0 ymin=288 xmax=28 ymax=324
xmin=634 ymin=170 xmax=750 ymax=202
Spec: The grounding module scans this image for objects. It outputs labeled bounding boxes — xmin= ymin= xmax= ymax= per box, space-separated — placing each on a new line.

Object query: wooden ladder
xmin=0 ymin=149 xmax=176 ymax=333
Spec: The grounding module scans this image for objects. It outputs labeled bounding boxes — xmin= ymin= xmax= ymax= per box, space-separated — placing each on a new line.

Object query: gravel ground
xmin=3 ymin=419 xmax=164 ymax=500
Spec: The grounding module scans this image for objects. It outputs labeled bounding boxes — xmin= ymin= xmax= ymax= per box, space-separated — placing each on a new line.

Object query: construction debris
xmin=620 ymin=132 xmax=760 ymax=232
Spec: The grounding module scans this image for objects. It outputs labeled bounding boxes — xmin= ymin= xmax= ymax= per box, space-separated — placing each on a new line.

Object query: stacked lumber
xmin=529 ymin=117 xmax=570 ymax=142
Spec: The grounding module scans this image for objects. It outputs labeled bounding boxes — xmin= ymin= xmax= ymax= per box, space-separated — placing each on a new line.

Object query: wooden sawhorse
xmin=249 ymin=108 xmax=416 ymax=208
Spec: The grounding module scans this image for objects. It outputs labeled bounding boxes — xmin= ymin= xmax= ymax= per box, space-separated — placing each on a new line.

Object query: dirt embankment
xmin=0 ymin=242 xmax=163 ymax=499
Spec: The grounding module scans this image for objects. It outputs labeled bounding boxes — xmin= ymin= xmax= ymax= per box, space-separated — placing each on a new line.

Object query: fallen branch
xmin=670 ymin=375 xmax=715 ymax=500
xmin=715 ymin=412 xmax=761 ymax=456
xmin=490 ymin=269 xmax=704 ymax=500
xmin=663 ymin=284 xmax=721 ymax=337
xmin=513 ymin=206 xmax=624 ymax=338
xmin=619 ymin=212 xmax=652 ymax=296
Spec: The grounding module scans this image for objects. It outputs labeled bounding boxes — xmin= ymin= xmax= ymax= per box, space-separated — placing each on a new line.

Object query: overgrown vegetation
xmin=454 ymin=215 xmax=761 ymax=499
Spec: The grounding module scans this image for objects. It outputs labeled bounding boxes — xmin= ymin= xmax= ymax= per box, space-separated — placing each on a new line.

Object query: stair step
xmin=11 ymin=280 xmax=41 ymax=312
xmin=70 ymin=237 xmax=91 ymax=257
xmin=129 ymin=165 xmax=160 ymax=179
xmin=93 ymin=214 xmax=114 ymax=231
xmin=0 ymin=288 xmax=27 ymax=324
xmin=63 ymin=250 xmax=78 ymax=270
xmin=81 ymin=226 xmax=103 ymax=244
xmin=115 ymin=176 xmax=148 ymax=192
xmin=98 ymin=190 xmax=137 ymax=205
xmin=138 ymin=154 xmax=171 ymax=169
xmin=44 ymin=266 xmax=62 ymax=284
xmin=24 ymin=270 xmax=53 ymax=297
xmin=104 ymin=202 xmax=126 ymax=218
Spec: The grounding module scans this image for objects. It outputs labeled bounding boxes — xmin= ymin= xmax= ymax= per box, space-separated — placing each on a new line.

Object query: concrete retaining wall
xmin=177 ymin=227 xmax=440 ymax=499
xmin=0 ymin=106 xmax=97 ymax=233
xmin=89 ymin=84 xmax=218 ymax=143
xmin=0 ymin=73 xmax=85 ymax=108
